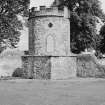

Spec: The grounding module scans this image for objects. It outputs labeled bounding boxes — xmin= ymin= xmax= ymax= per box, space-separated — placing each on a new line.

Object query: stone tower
xmin=22 ymin=5 xmax=76 ymax=79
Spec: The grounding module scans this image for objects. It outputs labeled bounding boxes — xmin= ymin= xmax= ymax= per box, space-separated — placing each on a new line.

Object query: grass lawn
xmin=0 ymin=78 xmax=105 ymax=105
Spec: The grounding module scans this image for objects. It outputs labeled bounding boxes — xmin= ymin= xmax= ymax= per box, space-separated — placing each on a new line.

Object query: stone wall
xmin=22 ymin=56 xmax=77 ymax=79
xmin=22 ymin=56 xmax=51 ymax=79
xmin=51 ymin=56 xmax=77 ymax=79
xmin=21 ymin=56 xmax=33 ymax=78
xmin=28 ymin=16 xmax=70 ymax=56
xmin=0 ymin=49 xmax=23 ymax=77
xmin=77 ymin=54 xmax=105 ymax=78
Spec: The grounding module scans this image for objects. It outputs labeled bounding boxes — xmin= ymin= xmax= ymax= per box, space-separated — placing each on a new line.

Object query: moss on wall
xmin=77 ymin=54 xmax=105 ymax=78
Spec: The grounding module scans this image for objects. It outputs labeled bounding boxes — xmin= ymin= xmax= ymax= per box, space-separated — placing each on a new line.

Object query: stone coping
xmin=29 ymin=11 xmax=64 ymax=19
xmin=21 ymin=55 xmax=77 ymax=57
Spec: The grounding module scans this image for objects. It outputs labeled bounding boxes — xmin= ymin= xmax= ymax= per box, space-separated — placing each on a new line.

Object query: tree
xmin=53 ymin=0 xmax=105 ymax=53
xmin=0 ymin=0 xmax=29 ymax=53
xmin=99 ymin=24 xmax=105 ymax=53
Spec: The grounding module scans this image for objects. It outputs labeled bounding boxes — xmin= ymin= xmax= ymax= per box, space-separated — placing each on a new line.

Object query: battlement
xmin=29 ymin=6 xmax=65 ymax=18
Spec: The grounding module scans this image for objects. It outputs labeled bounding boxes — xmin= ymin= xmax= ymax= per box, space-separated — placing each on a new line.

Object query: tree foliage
xmin=0 ymin=0 xmax=29 ymax=53
xmin=99 ymin=24 xmax=105 ymax=53
xmin=53 ymin=0 xmax=105 ymax=53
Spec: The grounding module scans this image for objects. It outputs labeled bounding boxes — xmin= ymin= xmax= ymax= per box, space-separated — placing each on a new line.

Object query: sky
xmin=101 ymin=0 xmax=105 ymax=12
xmin=18 ymin=0 xmax=105 ymax=51
xmin=30 ymin=0 xmax=54 ymax=8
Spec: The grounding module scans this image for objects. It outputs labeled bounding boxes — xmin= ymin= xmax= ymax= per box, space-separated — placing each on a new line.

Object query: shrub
xmin=12 ymin=68 xmax=24 ymax=77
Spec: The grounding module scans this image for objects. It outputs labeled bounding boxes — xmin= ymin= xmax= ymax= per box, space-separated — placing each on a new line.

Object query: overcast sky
xmin=18 ymin=0 xmax=105 ymax=51
xmin=30 ymin=0 xmax=54 ymax=8
xmin=101 ymin=0 xmax=105 ymax=12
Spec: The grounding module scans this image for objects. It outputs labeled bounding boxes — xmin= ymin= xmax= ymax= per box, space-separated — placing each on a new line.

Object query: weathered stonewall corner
xmin=21 ymin=5 xmax=77 ymax=79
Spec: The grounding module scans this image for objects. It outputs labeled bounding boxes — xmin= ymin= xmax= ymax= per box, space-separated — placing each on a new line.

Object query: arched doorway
xmin=46 ymin=35 xmax=54 ymax=53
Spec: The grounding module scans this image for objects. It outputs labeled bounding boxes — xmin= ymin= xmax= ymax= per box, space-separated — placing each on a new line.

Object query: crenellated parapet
xmin=29 ymin=6 xmax=65 ymax=18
